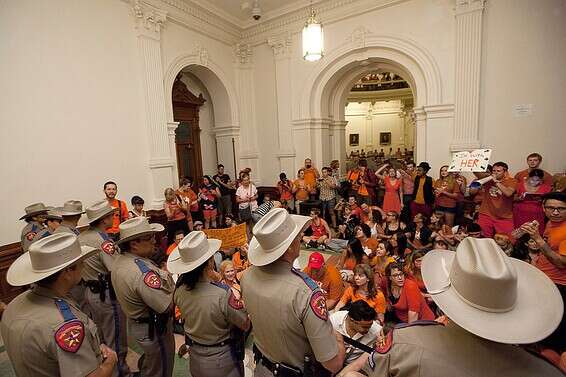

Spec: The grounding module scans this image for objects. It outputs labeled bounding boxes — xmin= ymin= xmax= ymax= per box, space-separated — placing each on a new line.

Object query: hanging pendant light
xmin=302 ymin=4 xmax=324 ymax=62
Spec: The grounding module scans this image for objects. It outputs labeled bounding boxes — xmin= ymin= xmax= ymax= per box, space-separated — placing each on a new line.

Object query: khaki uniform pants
xmin=84 ymin=288 xmax=131 ymax=377
xmin=190 ymin=343 xmax=243 ymax=377
xmin=129 ymin=319 xmax=175 ymax=377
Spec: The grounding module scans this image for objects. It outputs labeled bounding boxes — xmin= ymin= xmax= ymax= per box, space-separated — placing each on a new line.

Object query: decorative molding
xmin=346 ymin=26 xmax=373 ymax=48
xmin=133 ymin=0 xmax=167 ymax=39
xmin=234 ymin=43 xmax=253 ymax=65
xmin=423 ymin=104 xmax=455 ymax=119
xmin=277 ymin=151 xmax=296 ymax=158
xmin=454 ymin=0 xmax=486 ymax=16
xmin=193 ymin=44 xmax=209 ymax=66
xmin=214 ymin=126 xmax=240 ymax=137
xmin=148 ymin=157 xmax=174 ymax=168
xmin=267 ymin=32 xmax=293 ymax=57
xmin=167 ymin=121 xmax=180 ymax=135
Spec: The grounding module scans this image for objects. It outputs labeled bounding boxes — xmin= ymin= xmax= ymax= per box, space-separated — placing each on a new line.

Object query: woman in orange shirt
xmin=386 ymin=262 xmax=434 ymax=323
xmin=335 ymin=264 xmax=385 ymax=323
xmin=292 ymin=169 xmax=312 ymax=214
xmin=232 ymin=243 xmax=250 ymax=280
xmin=337 ymin=238 xmax=368 ymax=272
xmin=164 ymin=187 xmax=190 ymax=245
xmin=434 ymin=165 xmax=460 ymax=226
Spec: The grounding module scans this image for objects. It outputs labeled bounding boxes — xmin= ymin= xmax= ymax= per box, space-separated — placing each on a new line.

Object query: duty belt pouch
xmin=303 ymin=356 xmax=331 ymax=377
xmin=97 ymin=274 xmax=106 ymax=303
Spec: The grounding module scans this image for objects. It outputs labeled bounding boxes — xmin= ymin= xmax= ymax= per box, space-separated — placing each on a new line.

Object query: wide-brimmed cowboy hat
xmin=84 ymin=200 xmax=115 ymax=224
xmin=422 ymin=237 xmax=563 ymax=344
xmin=7 ymin=233 xmax=96 ymax=286
xmin=248 ymin=208 xmax=311 ymax=266
xmin=56 ymin=200 xmax=85 ymax=216
xmin=117 ymin=217 xmax=164 ymax=245
xmin=167 ymin=231 xmax=222 ymax=274
xmin=19 ymin=202 xmax=49 ymax=220
xmin=45 ymin=209 xmax=63 ymax=221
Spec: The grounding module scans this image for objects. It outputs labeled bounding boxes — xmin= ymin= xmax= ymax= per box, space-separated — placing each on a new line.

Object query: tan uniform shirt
xmin=20 ymin=220 xmax=44 ymax=252
xmin=111 ymin=252 xmax=174 ymax=319
xmin=79 ymin=228 xmax=119 ymax=281
xmin=55 ymin=224 xmax=80 ymax=236
xmin=31 ymin=228 xmax=53 ymax=244
xmin=241 ymin=260 xmax=338 ymax=370
xmin=0 ymin=286 xmax=102 ymax=377
xmin=363 ymin=321 xmax=563 ymax=377
xmin=175 ymin=281 xmax=248 ymax=345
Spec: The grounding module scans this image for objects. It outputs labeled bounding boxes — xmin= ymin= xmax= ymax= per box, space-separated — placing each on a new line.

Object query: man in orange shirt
xmin=166 ymin=230 xmax=185 ymax=256
xmin=103 ymin=181 xmax=129 ymax=240
xmin=303 ymin=252 xmax=344 ymax=310
xmin=471 ymin=162 xmax=517 ymax=238
xmin=522 ymin=191 xmax=566 ymax=352
xmin=303 ymin=158 xmax=320 ymax=196
xmin=514 ymin=152 xmax=553 ymax=186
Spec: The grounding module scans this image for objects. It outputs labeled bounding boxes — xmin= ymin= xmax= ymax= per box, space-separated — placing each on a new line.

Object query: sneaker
xmin=318 ymin=244 xmax=326 ymax=250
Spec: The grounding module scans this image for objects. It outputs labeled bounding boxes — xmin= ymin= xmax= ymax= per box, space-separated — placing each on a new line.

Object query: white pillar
xmin=268 ymin=32 xmax=297 ymax=174
xmin=233 ymin=43 xmax=260 ymax=182
xmin=214 ymin=125 xmax=241 ymax=181
xmin=132 ymin=1 xmax=173 ymax=208
xmin=451 ymin=0 xmax=486 ymax=151
xmin=330 ymin=120 xmax=348 ymax=172
xmin=167 ymin=121 xmax=179 ymax=183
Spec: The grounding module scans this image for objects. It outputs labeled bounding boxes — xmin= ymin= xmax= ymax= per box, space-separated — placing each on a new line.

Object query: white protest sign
xmin=448 ymin=149 xmax=491 ymax=172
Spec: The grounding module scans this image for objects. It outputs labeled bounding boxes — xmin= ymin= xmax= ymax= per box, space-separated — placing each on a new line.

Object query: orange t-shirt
xmin=478 ymin=177 xmax=517 ymax=219
xmin=347 ymin=170 xmax=368 ymax=196
xmin=166 ymin=242 xmax=178 ymax=256
xmin=303 ymin=167 xmax=318 ymax=189
xmin=106 ymin=198 xmax=129 ymax=235
xmin=293 ymin=179 xmax=310 ymax=200
xmin=361 ymin=238 xmax=378 ymax=255
xmin=339 ymin=286 xmax=386 ymax=314
xmin=232 ymin=251 xmax=250 ymax=281
xmin=392 ymin=278 xmax=435 ymax=322
xmin=303 ymin=264 xmax=344 ymax=302
xmin=514 ymin=169 xmax=553 ymax=187
xmin=533 ymin=221 xmax=566 ymax=285
xmin=434 ymin=178 xmax=459 ymax=208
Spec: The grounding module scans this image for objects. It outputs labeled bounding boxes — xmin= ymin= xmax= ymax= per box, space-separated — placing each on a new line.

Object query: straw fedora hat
xmin=167 ymin=231 xmax=222 ymax=274
xmin=117 ymin=217 xmax=164 ymax=245
xmin=56 ymin=200 xmax=85 ymax=216
xmin=19 ymin=202 xmax=49 ymax=220
xmin=7 ymin=233 xmax=96 ymax=286
xmin=248 ymin=208 xmax=311 ymax=267
xmin=84 ymin=200 xmax=115 ymax=224
xmin=422 ymin=237 xmax=563 ymax=344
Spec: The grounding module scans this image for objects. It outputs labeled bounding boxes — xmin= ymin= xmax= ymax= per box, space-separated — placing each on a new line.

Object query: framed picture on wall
xmin=349 ymin=133 xmax=359 ymax=146
xmin=379 ymin=132 xmax=391 ymax=145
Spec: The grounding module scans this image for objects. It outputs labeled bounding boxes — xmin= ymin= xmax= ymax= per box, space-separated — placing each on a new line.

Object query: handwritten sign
xmin=448 ymin=149 xmax=491 ymax=172
xmin=203 ymin=223 xmax=247 ymax=249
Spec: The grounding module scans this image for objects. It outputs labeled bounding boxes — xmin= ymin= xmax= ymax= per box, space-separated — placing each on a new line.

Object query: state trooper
xmin=111 ymin=217 xmax=175 ymax=377
xmin=54 ymin=200 xmax=85 ymax=235
xmin=80 ymin=200 xmax=131 ymax=377
xmin=338 ymin=238 xmax=564 ymax=377
xmin=168 ymin=231 xmax=250 ymax=377
xmin=1 ymin=233 xmax=117 ymax=376
xmin=19 ymin=202 xmax=49 ymax=252
xmin=241 ymin=208 xmax=346 ymax=376
xmin=32 ymin=208 xmax=63 ymax=243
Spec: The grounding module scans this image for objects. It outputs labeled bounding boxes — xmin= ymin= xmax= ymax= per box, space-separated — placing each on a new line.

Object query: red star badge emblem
xmin=144 ymin=271 xmax=162 ymax=289
xmin=54 ymin=320 xmax=85 ymax=353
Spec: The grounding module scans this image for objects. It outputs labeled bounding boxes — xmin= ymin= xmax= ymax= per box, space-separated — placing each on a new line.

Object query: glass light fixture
xmin=302 ymin=5 xmax=323 ymax=62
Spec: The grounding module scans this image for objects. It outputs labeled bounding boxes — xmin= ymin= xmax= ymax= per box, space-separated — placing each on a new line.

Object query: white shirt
xmin=330 ymin=310 xmax=382 ymax=365
xmin=235 ymin=184 xmax=258 ymax=210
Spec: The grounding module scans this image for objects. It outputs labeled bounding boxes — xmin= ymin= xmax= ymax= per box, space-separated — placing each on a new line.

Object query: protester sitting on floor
xmin=337 ymin=239 xmax=369 ymax=275
xmin=303 ymin=252 xmax=344 ymax=310
xmin=303 ymin=208 xmax=331 ymax=249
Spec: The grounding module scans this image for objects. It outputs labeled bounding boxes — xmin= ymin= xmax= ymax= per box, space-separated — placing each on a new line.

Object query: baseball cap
xmin=307 ymin=252 xmax=325 ymax=269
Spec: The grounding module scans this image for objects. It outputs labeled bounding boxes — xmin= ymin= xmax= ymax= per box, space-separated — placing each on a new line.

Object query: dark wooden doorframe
xmin=172 ymin=75 xmax=206 ymax=184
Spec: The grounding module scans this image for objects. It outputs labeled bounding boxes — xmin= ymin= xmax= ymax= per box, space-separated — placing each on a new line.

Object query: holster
xmin=252 ymin=345 xmax=302 ymax=377
xmin=303 ymin=356 xmax=331 ymax=377
xmin=148 ymin=308 xmax=172 ymax=340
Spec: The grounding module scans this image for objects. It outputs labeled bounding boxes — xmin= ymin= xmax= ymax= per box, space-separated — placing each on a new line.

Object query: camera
xmin=251 ymin=0 xmax=261 ymax=20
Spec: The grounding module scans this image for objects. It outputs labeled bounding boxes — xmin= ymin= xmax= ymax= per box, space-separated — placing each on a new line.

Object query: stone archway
xmin=293 ymin=34 xmax=453 ymax=171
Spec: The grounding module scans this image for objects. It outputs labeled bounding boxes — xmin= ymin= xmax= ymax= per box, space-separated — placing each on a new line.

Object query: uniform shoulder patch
xmin=26 ymin=231 xmax=37 ymax=241
xmin=143 ymin=271 xmax=162 ymax=289
xmin=54 ymin=320 xmax=85 ymax=353
xmin=291 ymin=268 xmax=319 ymax=291
xmin=375 ymin=329 xmax=393 ymax=354
xmin=309 ymin=290 xmax=328 ymax=321
xmin=228 ymin=291 xmax=244 ymax=310
xmin=100 ymin=240 xmax=115 ymax=255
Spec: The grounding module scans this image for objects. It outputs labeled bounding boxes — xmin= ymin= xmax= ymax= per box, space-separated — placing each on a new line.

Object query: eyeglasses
xmin=391 ymin=272 xmax=404 ymax=278
xmin=544 ymin=206 xmax=566 ymax=213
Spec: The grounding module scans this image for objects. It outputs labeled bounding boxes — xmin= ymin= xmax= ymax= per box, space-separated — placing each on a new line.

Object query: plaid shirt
xmin=318 ymin=176 xmax=337 ymax=201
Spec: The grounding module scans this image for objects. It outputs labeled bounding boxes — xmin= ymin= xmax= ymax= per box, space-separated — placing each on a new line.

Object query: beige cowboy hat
xmin=85 ymin=200 xmax=115 ymax=224
xmin=56 ymin=200 xmax=85 ymax=216
xmin=45 ymin=209 xmax=63 ymax=221
xmin=248 ymin=208 xmax=311 ymax=266
xmin=167 ymin=231 xmax=222 ymax=274
xmin=117 ymin=216 xmax=164 ymax=245
xmin=422 ymin=237 xmax=563 ymax=344
xmin=7 ymin=233 xmax=96 ymax=286
xmin=19 ymin=202 xmax=49 ymax=220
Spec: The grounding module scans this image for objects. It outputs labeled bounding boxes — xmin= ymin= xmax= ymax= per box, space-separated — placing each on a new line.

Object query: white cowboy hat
xmin=19 ymin=202 xmax=49 ymax=220
xmin=84 ymin=200 xmax=115 ymax=224
xmin=422 ymin=237 xmax=563 ymax=344
xmin=117 ymin=216 xmax=164 ymax=245
xmin=45 ymin=209 xmax=63 ymax=221
xmin=167 ymin=231 xmax=222 ymax=274
xmin=248 ymin=208 xmax=311 ymax=267
xmin=56 ymin=200 xmax=86 ymax=216
xmin=7 ymin=233 xmax=96 ymax=286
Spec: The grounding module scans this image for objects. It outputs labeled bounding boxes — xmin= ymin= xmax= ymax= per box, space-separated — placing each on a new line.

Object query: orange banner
xmin=203 ymin=223 xmax=247 ymax=249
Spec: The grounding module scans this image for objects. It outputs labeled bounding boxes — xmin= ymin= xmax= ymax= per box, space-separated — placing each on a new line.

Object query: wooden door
xmin=172 ymin=76 xmax=206 ymax=182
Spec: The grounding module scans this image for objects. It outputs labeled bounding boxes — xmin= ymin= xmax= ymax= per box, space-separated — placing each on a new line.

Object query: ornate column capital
xmin=132 ymin=0 xmax=167 ymax=40
xmin=234 ymin=43 xmax=253 ymax=66
xmin=267 ymin=32 xmax=293 ymax=58
xmin=455 ymin=0 xmax=486 ymax=16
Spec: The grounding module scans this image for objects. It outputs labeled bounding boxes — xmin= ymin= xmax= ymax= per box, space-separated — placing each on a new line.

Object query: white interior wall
xmin=345 ymin=101 xmax=414 ymax=155
xmin=480 ymin=0 xmax=566 ymax=174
